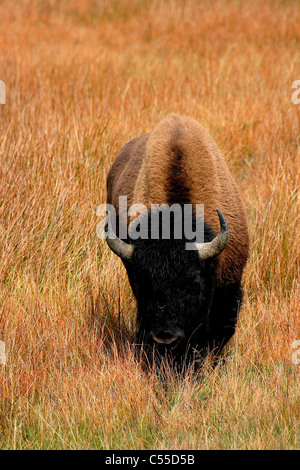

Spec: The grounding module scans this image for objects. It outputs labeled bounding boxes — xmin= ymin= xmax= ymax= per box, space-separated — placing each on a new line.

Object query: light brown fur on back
xmin=107 ymin=114 xmax=249 ymax=286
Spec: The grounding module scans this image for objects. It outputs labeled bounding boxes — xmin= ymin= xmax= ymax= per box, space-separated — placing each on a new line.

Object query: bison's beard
xmin=133 ymin=326 xmax=212 ymax=375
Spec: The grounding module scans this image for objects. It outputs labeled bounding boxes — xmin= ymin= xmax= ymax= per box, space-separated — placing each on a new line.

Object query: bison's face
xmin=124 ymin=237 xmax=217 ymax=353
xmin=105 ymin=208 xmax=228 ymax=359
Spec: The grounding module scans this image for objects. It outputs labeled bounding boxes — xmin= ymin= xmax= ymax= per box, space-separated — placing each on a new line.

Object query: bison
xmin=105 ymin=114 xmax=249 ymax=371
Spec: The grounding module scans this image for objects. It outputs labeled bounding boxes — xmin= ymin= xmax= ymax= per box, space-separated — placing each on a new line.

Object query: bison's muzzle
xmin=150 ymin=328 xmax=185 ymax=348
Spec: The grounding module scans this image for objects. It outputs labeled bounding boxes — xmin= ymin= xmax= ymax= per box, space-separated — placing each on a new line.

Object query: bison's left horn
xmin=196 ymin=209 xmax=229 ymax=260
xmin=105 ymin=212 xmax=134 ymax=261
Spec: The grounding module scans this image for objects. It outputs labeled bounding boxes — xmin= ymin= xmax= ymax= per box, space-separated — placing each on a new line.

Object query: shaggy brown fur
xmin=107 ymin=113 xmax=249 ymax=288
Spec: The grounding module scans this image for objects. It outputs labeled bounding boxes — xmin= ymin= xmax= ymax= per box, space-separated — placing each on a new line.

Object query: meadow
xmin=0 ymin=0 xmax=299 ymax=449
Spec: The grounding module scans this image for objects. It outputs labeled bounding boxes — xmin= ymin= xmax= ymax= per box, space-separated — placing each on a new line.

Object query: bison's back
xmin=106 ymin=132 xmax=150 ymax=210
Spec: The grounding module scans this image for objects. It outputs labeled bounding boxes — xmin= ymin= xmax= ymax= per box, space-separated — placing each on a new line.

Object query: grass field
xmin=0 ymin=0 xmax=299 ymax=450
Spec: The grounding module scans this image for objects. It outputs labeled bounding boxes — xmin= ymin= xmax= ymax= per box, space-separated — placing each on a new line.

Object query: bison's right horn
xmin=195 ymin=209 xmax=229 ymax=260
xmin=105 ymin=212 xmax=134 ymax=261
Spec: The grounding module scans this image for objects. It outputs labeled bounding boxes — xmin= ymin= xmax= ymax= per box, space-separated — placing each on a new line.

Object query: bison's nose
xmin=151 ymin=329 xmax=184 ymax=347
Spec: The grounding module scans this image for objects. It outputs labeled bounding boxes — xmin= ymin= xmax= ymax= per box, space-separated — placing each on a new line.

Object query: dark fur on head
xmin=122 ymin=208 xmax=221 ymax=371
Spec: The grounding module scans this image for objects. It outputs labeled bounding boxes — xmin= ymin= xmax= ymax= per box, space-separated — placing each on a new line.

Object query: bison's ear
xmin=196 ymin=209 xmax=229 ymax=260
xmin=105 ymin=212 xmax=134 ymax=261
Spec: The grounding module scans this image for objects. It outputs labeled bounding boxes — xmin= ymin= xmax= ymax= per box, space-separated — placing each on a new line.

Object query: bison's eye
xmin=181 ymin=273 xmax=201 ymax=290
xmin=190 ymin=275 xmax=201 ymax=292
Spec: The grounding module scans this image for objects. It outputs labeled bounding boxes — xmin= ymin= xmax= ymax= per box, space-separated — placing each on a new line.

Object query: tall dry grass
xmin=0 ymin=0 xmax=299 ymax=449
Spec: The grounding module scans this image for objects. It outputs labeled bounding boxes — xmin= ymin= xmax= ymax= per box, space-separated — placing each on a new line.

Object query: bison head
xmin=106 ymin=208 xmax=229 ymax=367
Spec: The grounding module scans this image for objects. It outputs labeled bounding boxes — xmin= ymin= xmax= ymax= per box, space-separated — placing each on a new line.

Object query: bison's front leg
xmin=207 ymin=282 xmax=244 ymax=359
